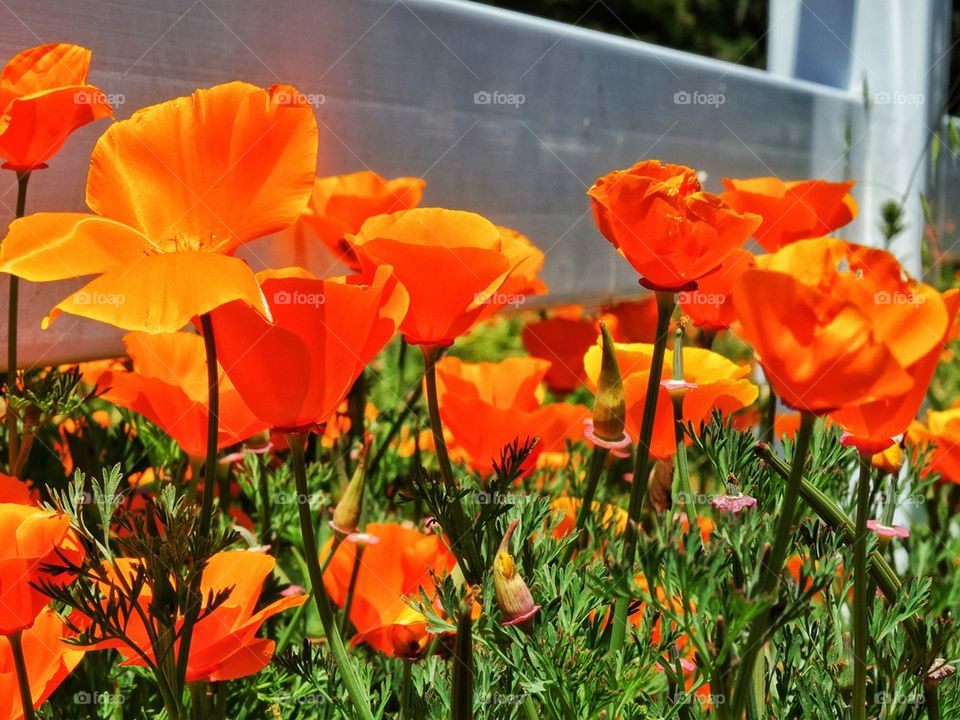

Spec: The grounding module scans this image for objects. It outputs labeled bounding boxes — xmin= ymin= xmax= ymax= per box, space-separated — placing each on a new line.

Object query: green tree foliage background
xmin=475 ymin=0 xmax=768 ymax=68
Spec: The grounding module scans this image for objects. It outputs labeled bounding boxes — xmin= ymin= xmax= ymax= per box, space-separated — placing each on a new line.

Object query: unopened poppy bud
xmin=589 ymin=323 xmax=629 ymax=447
xmin=650 ymin=458 xmax=674 ymax=513
xmin=23 ymin=403 xmax=41 ymax=429
xmin=492 ymin=520 xmax=540 ymax=631
xmin=329 ymin=439 xmax=371 ymax=537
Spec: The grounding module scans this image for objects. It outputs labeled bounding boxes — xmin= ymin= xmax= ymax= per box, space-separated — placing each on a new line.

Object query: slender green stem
xmin=257 ymin=464 xmax=273 ymax=544
xmin=925 ymin=685 xmax=941 ymax=720
xmin=397 ymin=336 xmax=409 ymax=386
xmin=340 ymin=544 xmax=365 ymax=636
xmin=399 ymin=660 xmax=414 ymax=719
xmin=5 ymin=171 xmax=31 ymax=474
xmin=522 ymin=695 xmax=538 ymax=720
xmin=10 ymin=630 xmax=35 ymax=720
xmin=287 ymin=433 xmax=373 ymax=720
xmin=321 ymin=536 xmax=344 ymax=574
xmin=274 ymin=595 xmax=309 ymax=656
xmin=189 ymin=683 xmax=208 ymax=720
xmin=215 ymin=683 xmax=227 ymax=720
xmin=173 ymin=313 xmax=221 ymax=701
xmin=730 ymin=412 xmax=814 ymax=716
xmin=669 ymin=320 xmax=698 ymax=531
xmin=746 ymin=653 xmax=765 ymax=720
xmin=421 ymin=345 xmax=455 ymax=486
xmin=198 ymin=313 xmax=220 ymax=536
xmin=572 ymin=447 xmax=609 ymax=541
xmin=852 ymin=453 xmax=872 ymax=720
xmin=451 ymin=603 xmax=474 ymax=720
xmin=346 ymin=370 xmax=367 ymax=450
xmin=671 ymin=402 xmax=697 ymax=531
xmin=368 ymin=382 xmax=423 ymax=476
xmin=11 ymin=428 xmax=34 ymax=478
xmin=609 ymin=290 xmax=674 ymax=655
xmin=420 ymin=345 xmax=483 ymax=584
xmin=760 ymin=386 xmax=776 ymax=447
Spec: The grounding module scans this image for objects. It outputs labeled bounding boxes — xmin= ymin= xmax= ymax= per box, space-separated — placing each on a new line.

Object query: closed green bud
xmin=329 ymin=438 xmax=371 ymax=537
xmin=591 ymin=322 xmax=626 ymax=443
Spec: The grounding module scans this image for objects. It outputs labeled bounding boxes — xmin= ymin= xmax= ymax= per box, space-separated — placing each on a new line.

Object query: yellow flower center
xmin=497 ymin=551 xmax=515 ymax=579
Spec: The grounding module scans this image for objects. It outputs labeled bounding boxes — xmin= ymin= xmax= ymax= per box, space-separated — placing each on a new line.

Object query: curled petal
xmin=0 ymin=213 xmax=155 ymax=282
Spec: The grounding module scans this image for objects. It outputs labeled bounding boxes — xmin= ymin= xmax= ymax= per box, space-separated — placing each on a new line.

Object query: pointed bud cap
xmin=329 ymin=437 xmax=371 ymax=537
xmin=589 ymin=323 xmax=628 ymax=446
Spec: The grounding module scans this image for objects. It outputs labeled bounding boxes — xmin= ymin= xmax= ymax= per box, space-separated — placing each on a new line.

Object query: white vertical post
xmin=849 ymin=0 xmax=951 ymax=273
xmin=769 ymin=0 xmax=951 ymax=271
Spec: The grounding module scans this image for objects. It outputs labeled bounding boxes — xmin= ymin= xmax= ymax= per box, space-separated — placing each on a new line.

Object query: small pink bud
xmin=346 ymin=532 xmax=380 ymax=547
xmin=866 ymin=519 xmax=909 ymax=539
xmin=711 ymin=493 xmax=758 ymax=515
xmin=660 ymin=379 xmax=697 ymax=401
xmin=583 ymin=419 xmax=632 ymax=450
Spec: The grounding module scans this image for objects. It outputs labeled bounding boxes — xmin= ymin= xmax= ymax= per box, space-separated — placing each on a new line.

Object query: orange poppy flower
xmin=435 ymin=356 xmax=590 ymax=476
xmin=721 ymin=177 xmax=857 ymax=252
xmin=0 ymin=81 xmax=318 ymax=332
xmin=210 ymin=266 xmax=408 ymax=433
xmin=908 ymin=406 xmax=960 ymax=484
xmin=521 ymin=315 xmax=598 ymax=393
xmin=678 ymin=247 xmax=755 ymax=330
xmin=831 ymin=289 xmax=960 ymax=451
xmin=87 ymin=551 xmax=305 ymax=682
xmin=676 ymin=512 xmax=715 ymax=545
xmin=350 ymin=208 xmax=534 ymax=346
xmin=0 ymin=504 xmax=83 ymax=634
xmin=282 ymin=171 xmax=425 ymax=272
xmin=86 ymin=332 xmax=268 ymax=458
xmin=484 ymin=226 xmax=548 ymax=309
xmin=626 ymin=573 xmax=690 ymax=642
xmin=733 ymin=410 xmax=802 ymax=440
xmin=0 ymin=473 xmax=34 ymax=504
xmin=584 ymin=341 xmax=758 ymax=458
xmin=587 ymin=160 xmax=761 ymax=291
xmin=321 ymin=523 xmax=457 ymax=658
xmin=0 ymin=44 xmax=112 ymax=171
xmin=600 ymin=297 xmax=659 ymax=343
xmin=0 ymin=607 xmax=84 ymax=719
xmin=50 ymin=408 xmax=112 ymax=476
xmin=732 ymin=238 xmax=949 ymax=413
xmin=550 ymin=496 xmax=627 ymax=538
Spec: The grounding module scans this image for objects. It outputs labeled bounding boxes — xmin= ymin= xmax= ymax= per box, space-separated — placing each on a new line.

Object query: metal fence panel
xmin=1 ymin=0 xmax=865 ymax=368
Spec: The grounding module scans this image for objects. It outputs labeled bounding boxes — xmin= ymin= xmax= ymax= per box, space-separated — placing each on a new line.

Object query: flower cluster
xmin=0 ymin=41 xmax=957 ymax=720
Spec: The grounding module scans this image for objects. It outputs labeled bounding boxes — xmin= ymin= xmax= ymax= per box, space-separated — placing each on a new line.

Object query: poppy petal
xmin=0 ymin=85 xmax=112 ymax=169
xmin=86 ymin=81 xmax=317 ymax=253
xmin=0 ymin=44 xmax=91 ymax=103
xmin=43 ymin=251 xmax=269 ymax=333
xmin=0 ymin=213 xmax=154 ymax=281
